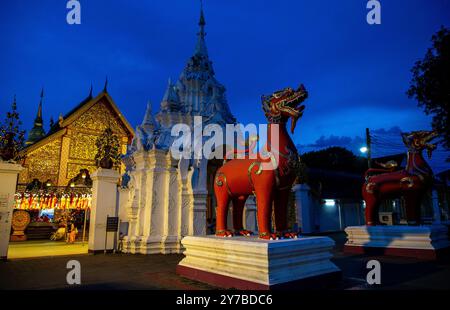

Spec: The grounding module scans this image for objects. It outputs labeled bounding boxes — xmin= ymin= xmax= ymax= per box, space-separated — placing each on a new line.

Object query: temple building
xmin=18 ymin=85 xmax=134 ymax=187
xmin=119 ymin=6 xmax=249 ymax=254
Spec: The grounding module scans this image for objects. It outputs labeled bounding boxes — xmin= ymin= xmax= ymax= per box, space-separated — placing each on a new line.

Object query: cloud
xmin=298 ymin=134 xmax=365 ymax=154
xmin=371 ymin=126 xmax=402 ymax=136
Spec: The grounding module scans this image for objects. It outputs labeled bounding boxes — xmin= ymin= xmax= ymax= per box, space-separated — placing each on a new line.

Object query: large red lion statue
xmin=214 ymin=85 xmax=308 ymax=240
xmin=363 ymin=130 xmax=438 ymax=226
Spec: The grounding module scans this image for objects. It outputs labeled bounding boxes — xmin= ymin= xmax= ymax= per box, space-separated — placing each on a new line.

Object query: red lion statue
xmin=214 ymin=85 xmax=308 ymax=240
xmin=363 ymin=130 xmax=438 ymax=226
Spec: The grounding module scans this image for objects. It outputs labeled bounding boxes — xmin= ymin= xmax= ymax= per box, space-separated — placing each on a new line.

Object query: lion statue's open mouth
xmin=262 ymin=84 xmax=308 ymax=133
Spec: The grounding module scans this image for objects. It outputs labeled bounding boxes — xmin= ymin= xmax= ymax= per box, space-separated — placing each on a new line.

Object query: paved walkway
xmin=0 ymin=253 xmax=214 ymax=290
xmin=1 ymin=233 xmax=449 ymax=290
xmin=8 ymin=241 xmax=88 ymax=259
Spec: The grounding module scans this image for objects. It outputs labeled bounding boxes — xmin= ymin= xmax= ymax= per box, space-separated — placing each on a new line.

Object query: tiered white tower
xmin=120 ymin=6 xmax=236 ymax=254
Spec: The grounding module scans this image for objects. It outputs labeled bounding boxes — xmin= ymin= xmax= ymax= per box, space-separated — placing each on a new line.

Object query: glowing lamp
xmin=324 ymin=199 xmax=335 ymax=207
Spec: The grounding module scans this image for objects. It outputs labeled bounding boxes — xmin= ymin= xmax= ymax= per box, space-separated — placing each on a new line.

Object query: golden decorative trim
xmin=400 ymin=177 xmax=414 ymax=188
xmin=247 ymin=161 xmax=262 ymax=189
xmin=20 ymin=138 xmax=61 ymax=185
xmin=69 ymin=132 xmax=99 ymax=161
xmin=61 ymin=93 xmax=134 ymax=136
xmin=215 ymin=172 xmax=232 ymax=196
xmin=57 ymin=135 xmax=71 ymax=186
xmin=215 ymin=176 xmax=223 ymax=187
xmin=365 ymin=182 xmax=377 ymax=194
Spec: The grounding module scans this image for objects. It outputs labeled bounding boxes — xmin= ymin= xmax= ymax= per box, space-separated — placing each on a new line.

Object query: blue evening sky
xmin=1 ymin=0 xmax=449 ymax=170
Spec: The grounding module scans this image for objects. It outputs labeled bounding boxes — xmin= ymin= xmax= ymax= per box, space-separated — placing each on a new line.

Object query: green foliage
xmin=0 ymin=97 xmax=25 ymax=161
xmin=407 ymin=26 xmax=450 ymax=149
xmin=95 ymin=127 xmax=121 ymax=169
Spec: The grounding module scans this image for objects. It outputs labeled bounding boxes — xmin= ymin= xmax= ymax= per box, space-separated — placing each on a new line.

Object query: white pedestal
xmin=177 ymin=235 xmax=341 ymax=290
xmin=88 ymin=168 xmax=120 ymax=253
xmin=0 ymin=162 xmax=23 ymax=261
xmin=344 ymin=225 xmax=450 ymax=259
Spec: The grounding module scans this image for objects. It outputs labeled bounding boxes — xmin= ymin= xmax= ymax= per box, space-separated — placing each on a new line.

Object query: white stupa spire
xmin=195 ymin=0 xmax=208 ymax=57
xmin=161 ymin=78 xmax=180 ymax=104
xmin=142 ymin=100 xmax=155 ymax=126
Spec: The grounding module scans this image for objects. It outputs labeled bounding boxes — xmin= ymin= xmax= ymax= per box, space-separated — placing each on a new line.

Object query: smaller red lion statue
xmin=214 ymin=85 xmax=308 ymax=240
xmin=362 ymin=130 xmax=438 ymax=226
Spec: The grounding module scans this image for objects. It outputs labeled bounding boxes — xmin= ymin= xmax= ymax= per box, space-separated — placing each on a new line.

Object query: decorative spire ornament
xmin=103 ymin=76 xmax=108 ymax=93
xmin=142 ymin=100 xmax=155 ymax=126
xmin=37 ymin=87 xmax=44 ymax=120
xmin=195 ymin=0 xmax=208 ymax=57
xmin=58 ymin=113 xmax=64 ymax=126
xmin=160 ymin=78 xmax=181 ymax=112
xmin=25 ymin=88 xmax=46 ymax=145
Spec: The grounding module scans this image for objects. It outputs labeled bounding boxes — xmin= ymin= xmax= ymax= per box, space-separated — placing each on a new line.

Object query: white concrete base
xmin=121 ymin=235 xmax=183 ymax=254
xmin=344 ymin=225 xmax=450 ymax=259
xmin=177 ymin=235 xmax=340 ymax=289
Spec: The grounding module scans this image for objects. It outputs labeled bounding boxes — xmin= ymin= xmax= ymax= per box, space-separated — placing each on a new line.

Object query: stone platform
xmin=344 ymin=225 xmax=450 ymax=260
xmin=176 ymin=235 xmax=341 ymax=290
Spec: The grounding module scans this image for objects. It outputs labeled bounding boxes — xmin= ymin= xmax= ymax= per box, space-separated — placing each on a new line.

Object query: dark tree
xmin=407 ymin=27 xmax=450 ymax=149
xmin=0 ymin=96 xmax=26 ymax=161
xmin=95 ymin=127 xmax=121 ymax=169
xmin=301 ymin=147 xmax=367 ymax=173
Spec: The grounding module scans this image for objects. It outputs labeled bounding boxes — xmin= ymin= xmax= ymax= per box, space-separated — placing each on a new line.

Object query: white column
xmin=117 ymin=187 xmax=130 ymax=228
xmin=432 ymin=189 xmax=441 ymax=224
xmin=0 ymin=162 xmax=23 ymax=261
xmin=162 ymin=156 xmax=182 ymax=253
xmin=140 ymin=150 xmax=167 ymax=253
xmin=121 ymin=152 xmax=146 ymax=254
xmin=178 ymin=158 xmax=193 ymax=237
xmin=190 ymin=158 xmax=207 ymax=236
xmin=292 ymin=183 xmax=315 ymax=234
xmin=88 ymin=168 xmax=120 ymax=253
xmin=244 ymin=195 xmax=257 ymax=232
xmin=192 ymin=190 xmax=207 ymax=235
xmin=133 ymin=152 xmax=147 ymax=238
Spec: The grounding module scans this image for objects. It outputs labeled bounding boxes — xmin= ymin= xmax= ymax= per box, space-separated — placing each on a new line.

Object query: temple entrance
xmin=7 ymin=178 xmax=92 ymax=259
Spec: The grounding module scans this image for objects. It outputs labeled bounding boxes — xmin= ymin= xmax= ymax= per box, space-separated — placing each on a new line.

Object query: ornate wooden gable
xmin=19 ymin=92 xmax=134 ymax=186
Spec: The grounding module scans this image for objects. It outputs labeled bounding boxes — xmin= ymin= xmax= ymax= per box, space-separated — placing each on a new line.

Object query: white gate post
xmin=292 ymin=183 xmax=315 ymax=233
xmin=88 ymin=168 xmax=120 ymax=253
xmin=0 ymin=162 xmax=23 ymax=261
